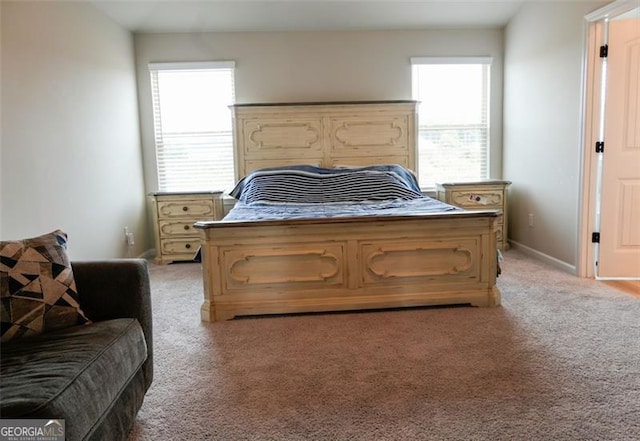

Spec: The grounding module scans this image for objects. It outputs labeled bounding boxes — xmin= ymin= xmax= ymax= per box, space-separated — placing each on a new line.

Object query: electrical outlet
xmin=528 ymin=213 xmax=535 ymax=228
xmin=124 ymin=227 xmax=135 ymax=246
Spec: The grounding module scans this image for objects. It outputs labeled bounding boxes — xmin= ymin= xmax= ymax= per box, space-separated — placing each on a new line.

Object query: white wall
xmin=1 ymin=1 xmax=147 ymax=259
xmin=503 ymin=1 xmax=605 ymax=268
xmin=134 ymin=29 xmax=504 ymax=194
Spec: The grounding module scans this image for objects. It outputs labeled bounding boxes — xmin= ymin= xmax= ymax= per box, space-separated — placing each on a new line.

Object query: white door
xmin=599 ymin=18 xmax=640 ymax=277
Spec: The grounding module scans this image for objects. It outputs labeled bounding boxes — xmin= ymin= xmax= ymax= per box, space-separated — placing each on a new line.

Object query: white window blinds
xmin=149 ymin=61 xmax=236 ymax=192
xmin=411 ymin=57 xmax=491 ymax=189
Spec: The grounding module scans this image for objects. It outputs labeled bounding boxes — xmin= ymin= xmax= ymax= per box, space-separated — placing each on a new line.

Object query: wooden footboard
xmin=195 ymin=211 xmax=500 ymax=322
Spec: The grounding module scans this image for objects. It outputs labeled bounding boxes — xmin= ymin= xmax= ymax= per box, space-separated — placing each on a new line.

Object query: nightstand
xmin=150 ymin=191 xmax=224 ymax=264
xmin=436 ymin=180 xmax=511 ymax=251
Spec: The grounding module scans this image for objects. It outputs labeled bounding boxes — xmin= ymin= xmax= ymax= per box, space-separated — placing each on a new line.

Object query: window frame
xmin=410 ymin=57 xmax=492 ymax=190
xmin=148 ymin=61 xmax=236 ymax=193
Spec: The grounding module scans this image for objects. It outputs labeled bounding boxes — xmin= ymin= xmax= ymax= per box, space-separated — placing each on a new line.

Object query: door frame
xmin=577 ymin=0 xmax=639 ymax=278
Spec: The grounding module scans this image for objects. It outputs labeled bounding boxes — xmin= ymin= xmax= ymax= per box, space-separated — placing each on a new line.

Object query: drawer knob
xmin=182 ymin=206 xmax=189 ymax=212
xmin=185 ymin=243 xmax=192 ymax=249
xmin=184 ymin=225 xmax=190 ymax=231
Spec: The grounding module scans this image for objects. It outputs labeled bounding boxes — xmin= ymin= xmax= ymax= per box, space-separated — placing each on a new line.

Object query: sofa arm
xmin=72 ymin=259 xmax=153 ymax=389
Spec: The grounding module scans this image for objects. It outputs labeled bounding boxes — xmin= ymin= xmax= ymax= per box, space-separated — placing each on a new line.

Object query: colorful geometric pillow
xmin=0 ymin=230 xmax=90 ymax=342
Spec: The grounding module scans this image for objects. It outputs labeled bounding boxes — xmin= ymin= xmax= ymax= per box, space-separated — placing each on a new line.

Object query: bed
xmin=194 ymin=101 xmax=501 ymax=322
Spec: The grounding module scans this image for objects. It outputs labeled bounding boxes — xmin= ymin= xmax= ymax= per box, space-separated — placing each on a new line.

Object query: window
xmin=411 ymin=57 xmax=491 ymax=189
xmin=149 ymin=61 xmax=235 ymax=192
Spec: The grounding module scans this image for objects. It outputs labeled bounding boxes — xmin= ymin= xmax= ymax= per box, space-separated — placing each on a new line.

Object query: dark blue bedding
xmin=225 ymin=164 xmax=460 ymax=221
xmin=229 ymin=164 xmax=424 ymax=205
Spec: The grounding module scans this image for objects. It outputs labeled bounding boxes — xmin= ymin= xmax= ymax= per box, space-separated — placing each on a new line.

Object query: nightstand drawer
xmin=449 ymin=190 xmax=504 ymax=209
xmin=158 ymin=219 xmax=199 ymax=237
xmin=157 ymin=200 xmax=214 ymax=218
xmin=159 ymin=238 xmax=201 ymax=256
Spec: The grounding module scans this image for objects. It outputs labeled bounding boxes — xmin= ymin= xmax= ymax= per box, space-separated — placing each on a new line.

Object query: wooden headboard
xmin=230 ymin=101 xmax=418 ymax=179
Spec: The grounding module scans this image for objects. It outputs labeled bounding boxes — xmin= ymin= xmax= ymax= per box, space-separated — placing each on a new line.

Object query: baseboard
xmin=508 ymin=241 xmax=577 ymax=275
xmin=138 ymin=249 xmax=155 ymax=261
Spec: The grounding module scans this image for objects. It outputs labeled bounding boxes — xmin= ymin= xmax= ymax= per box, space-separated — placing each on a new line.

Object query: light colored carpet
xmin=128 ymin=250 xmax=640 ymax=441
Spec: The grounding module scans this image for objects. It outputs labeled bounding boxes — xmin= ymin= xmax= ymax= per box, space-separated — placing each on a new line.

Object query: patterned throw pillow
xmin=0 ymin=230 xmax=90 ymax=342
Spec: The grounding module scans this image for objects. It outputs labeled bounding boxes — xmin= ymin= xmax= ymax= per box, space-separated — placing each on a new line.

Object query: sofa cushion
xmin=1 ymin=230 xmax=90 ymax=342
xmin=0 ymin=318 xmax=147 ymax=440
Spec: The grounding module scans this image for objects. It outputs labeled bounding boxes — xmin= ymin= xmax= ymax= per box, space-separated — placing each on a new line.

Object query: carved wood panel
xmin=157 ymin=200 xmax=215 ymax=218
xmin=360 ymin=239 xmax=478 ymax=285
xmin=158 ymin=220 xmax=197 ymax=237
xmin=449 ymin=190 xmax=503 ymax=208
xmin=221 ymin=243 xmax=347 ymax=290
xmin=329 ymin=117 xmax=409 ymax=154
xmin=160 ymin=238 xmax=200 ymax=255
xmin=243 ymin=119 xmax=324 ymax=154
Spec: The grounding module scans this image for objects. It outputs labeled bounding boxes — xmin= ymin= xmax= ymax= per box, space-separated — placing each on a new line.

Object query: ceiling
xmin=90 ymin=0 xmax=528 ymax=33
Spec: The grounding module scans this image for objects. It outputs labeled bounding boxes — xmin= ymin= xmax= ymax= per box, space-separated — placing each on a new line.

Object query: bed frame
xmin=195 ymin=101 xmax=501 ymax=321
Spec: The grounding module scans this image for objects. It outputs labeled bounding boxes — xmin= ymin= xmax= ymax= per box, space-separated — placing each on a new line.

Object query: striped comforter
xmin=225 ymin=165 xmax=460 ymax=221
xmin=230 ymin=164 xmax=423 ymax=204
